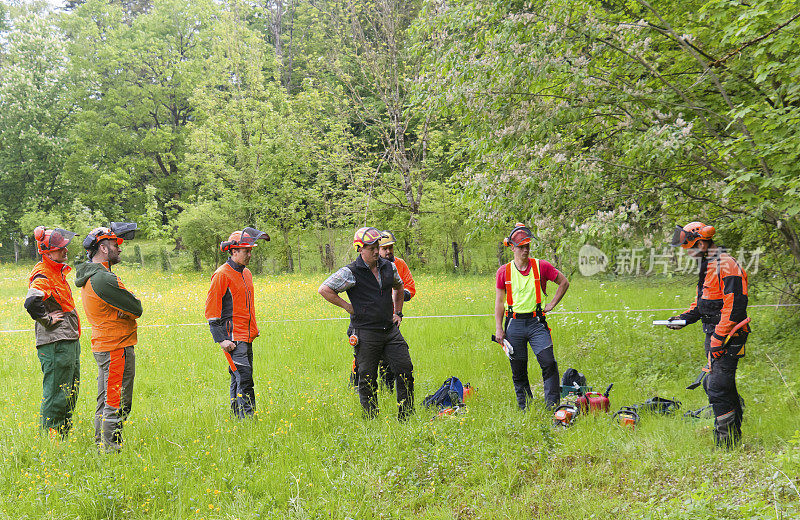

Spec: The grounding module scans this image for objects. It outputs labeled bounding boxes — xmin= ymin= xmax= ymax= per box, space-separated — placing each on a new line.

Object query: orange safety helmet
xmin=671 ymin=222 xmax=715 ymax=249
xmin=352 ymin=227 xmax=382 ymax=251
xmin=220 ymin=227 xmax=270 ymax=252
xmin=34 ymin=226 xmax=77 ymax=254
xmin=503 ymin=222 xmax=536 ymax=247
xmin=83 ymin=222 xmax=138 ymax=258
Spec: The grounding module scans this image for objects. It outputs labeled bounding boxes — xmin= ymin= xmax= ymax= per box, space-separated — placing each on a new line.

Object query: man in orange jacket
xmin=668 ymin=222 xmax=750 ymax=448
xmin=24 ymin=226 xmax=81 ymax=437
xmin=205 ymin=227 xmax=269 ymax=418
xmin=379 ymin=231 xmax=416 ymax=302
xmin=75 ymin=223 xmax=141 ymax=451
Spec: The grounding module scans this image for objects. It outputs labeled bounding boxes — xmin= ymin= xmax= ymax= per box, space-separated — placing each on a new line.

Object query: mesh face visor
xmin=239 ymin=227 xmax=270 ymax=246
xmin=38 ymin=228 xmax=77 ymax=253
xmin=670 ymin=226 xmax=699 ymax=247
xmin=221 ymin=226 xmax=270 ymax=251
xmin=508 ymin=226 xmax=535 ymax=247
xmin=110 ymin=222 xmax=138 ymax=241
xmin=48 ymin=229 xmax=76 ymax=250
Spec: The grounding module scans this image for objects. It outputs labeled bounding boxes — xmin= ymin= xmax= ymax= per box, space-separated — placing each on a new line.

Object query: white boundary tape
xmin=1 ymin=303 xmax=798 ymax=335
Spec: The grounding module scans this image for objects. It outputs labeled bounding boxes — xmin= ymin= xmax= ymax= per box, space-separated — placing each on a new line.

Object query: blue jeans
xmin=505 ymin=317 xmax=560 ymax=409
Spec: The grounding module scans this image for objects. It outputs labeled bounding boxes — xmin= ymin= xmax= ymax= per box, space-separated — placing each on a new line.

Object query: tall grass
xmin=0 ymin=265 xmax=797 ymax=519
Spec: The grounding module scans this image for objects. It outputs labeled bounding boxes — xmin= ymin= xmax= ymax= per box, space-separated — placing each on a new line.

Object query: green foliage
xmin=175 ymin=200 xmax=236 ymax=266
xmin=0 ymin=3 xmax=80 ymax=235
xmin=3 ymin=0 xmax=800 ymax=296
xmin=159 ymin=246 xmax=171 ymax=271
xmin=414 ymin=0 xmax=800 ymax=288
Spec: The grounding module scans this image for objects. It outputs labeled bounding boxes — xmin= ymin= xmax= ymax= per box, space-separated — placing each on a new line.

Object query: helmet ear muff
xmin=503 ymin=237 xmax=511 ymax=247
xmin=700 ymin=225 xmax=715 ymax=240
xmin=34 ymin=226 xmax=46 ymax=243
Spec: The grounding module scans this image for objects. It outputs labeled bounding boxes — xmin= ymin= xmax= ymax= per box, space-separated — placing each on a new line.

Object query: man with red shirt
xmin=24 ymin=226 xmax=81 ymax=437
xmin=494 ymin=223 xmax=570 ymax=409
xmin=205 ymin=227 xmax=269 ymax=418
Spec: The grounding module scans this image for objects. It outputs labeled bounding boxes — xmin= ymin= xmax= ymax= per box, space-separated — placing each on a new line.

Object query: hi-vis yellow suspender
xmin=504 ymin=258 xmax=542 ymax=311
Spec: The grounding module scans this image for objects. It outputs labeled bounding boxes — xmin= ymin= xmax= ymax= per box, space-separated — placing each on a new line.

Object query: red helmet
xmin=353 ymin=227 xmax=382 ymax=251
xmin=503 ymin=222 xmax=536 ymax=247
xmin=220 ymin=227 xmax=269 ymax=252
xmin=34 ymin=226 xmax=76 ymax=254
xmin=671 ymin=222 xmax=715 ymax=249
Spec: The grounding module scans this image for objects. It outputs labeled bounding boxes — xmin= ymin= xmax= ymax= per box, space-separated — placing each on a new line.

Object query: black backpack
xmin=561 ymin=368 xmax=587 ymax=388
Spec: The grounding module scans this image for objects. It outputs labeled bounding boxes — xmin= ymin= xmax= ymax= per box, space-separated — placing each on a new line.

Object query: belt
xmin=505 ymin=311 xmax=535 ymax=319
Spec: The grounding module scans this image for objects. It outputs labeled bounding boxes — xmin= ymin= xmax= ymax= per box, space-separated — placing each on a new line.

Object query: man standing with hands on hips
xmin=319 ymin=227 xmax=414 ymax=420
xmin=24 ymin=226 xmax=81 ymax=437
xmin=494 ymin=223 xmax=570 ymax=410
xmin=205 ymin=227 xmax=269 ymax=419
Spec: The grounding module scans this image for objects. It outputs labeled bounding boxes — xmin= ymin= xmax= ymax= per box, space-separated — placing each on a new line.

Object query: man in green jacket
xmin=75 ymin=223 xmax=141 ymax=451
xmin=24 ymin=226 xmax=81 ymax=437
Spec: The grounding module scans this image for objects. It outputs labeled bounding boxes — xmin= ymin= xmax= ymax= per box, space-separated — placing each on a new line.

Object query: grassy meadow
xmin=0 ymin=263 xmax=798 ymax=519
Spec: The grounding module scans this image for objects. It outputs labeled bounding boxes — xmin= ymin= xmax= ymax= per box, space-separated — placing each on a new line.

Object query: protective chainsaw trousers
xmin=505 ymin=317 xmax=560 ymax=409
xmin=93 ymin=347 xmax=135 ymax=450
xmin=229 ymin=341 xmax=256 ymax=418
xmin=352 ymin=326 xmax=414 ymax=420
xmin=704 ymin=333 xmax=745 ymax=449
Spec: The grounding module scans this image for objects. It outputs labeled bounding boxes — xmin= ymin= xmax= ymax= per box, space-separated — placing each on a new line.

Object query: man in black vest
xmin=318 ymin=227 xmax=414 ymax=420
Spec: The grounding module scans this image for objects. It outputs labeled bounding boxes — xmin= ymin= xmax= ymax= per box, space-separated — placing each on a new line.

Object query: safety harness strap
xmin=505 ymin=259 xmax=542 ymax=317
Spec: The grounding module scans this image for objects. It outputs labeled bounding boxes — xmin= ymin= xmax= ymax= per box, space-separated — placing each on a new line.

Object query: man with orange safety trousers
xmin=494 ymin=223 xmax=570 ymax=410
xmin=75 ymin=223 xmax=141 ymax=451
xmin=667 ymin=222 xmax=750 ymax=448
xmin=205 ymin=227 xmax=269 ymax=418
xmin=24 ymin=226 xmax=81 ymax=437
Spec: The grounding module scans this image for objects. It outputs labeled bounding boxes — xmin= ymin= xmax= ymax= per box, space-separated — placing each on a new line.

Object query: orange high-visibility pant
xmin=93 ymin=347 xmax=135 ymax=449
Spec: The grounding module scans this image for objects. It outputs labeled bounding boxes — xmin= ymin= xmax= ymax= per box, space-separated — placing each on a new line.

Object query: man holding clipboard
xmin=665 ymin=222 xmax=751 ymax=449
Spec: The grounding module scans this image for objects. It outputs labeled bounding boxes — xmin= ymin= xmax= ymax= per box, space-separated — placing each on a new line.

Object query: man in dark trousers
xmin=668 ymin=221 xmax=750 ymax=449
xmin=494 ymin=223 xmax=570 ymax=410
xmin=318 ymin=226 xmax=414 ymax=420
xmin=205 ymin=227 xmax=269 ymax=418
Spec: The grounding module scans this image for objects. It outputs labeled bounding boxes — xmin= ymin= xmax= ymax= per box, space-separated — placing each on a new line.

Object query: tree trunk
xmin=282 ymin=229 xmax=294 ymax=272
xmin=453 ymin=242 xmax=460 ymax=269
xmin=320 ymin=243 xmax=335 ymax=271
xmin=297 ymin=234 xmax=301 ymax=272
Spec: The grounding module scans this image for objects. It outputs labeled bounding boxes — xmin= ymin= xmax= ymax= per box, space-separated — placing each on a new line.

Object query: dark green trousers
xmin=37 ymin=339 xmax=80 ymax=435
